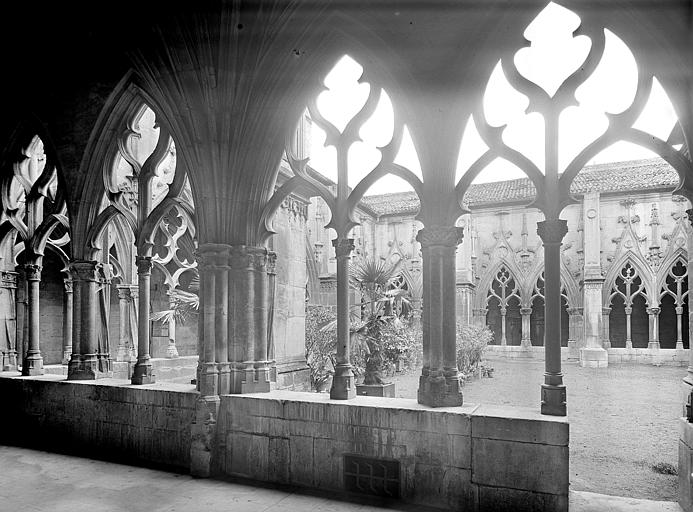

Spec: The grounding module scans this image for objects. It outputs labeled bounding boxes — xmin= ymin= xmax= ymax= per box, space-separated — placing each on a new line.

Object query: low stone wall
xmin=0 ymin=373 xmax=197 ymax=472
xmin=680 ymin=418 xmax=693 ymax=511
xmin=214 ymin=391 xmax=569 ymax=512
xmin=486 ymin=345 xmax=689 ymax=366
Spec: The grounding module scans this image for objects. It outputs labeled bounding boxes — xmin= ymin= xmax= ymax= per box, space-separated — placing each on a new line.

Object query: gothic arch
xmin=475 ymin=258 xmax=525 ymax=311
xmin=603 ymin=252 xmax=655 ymax=307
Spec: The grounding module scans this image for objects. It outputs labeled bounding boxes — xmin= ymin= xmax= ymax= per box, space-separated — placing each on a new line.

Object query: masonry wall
xmin=214 ymin=391 xmax=569 ymax=512
xmin=0 ymin=374 xmax=196 ymax=472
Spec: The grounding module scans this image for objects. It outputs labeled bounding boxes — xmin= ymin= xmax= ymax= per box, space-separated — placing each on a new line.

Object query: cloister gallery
xmin=0 ymin=1 xmax=692 ymax=511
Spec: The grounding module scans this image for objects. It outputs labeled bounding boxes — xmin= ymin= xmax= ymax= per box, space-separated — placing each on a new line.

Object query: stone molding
xmin=332 ymin=237 xmax=355 ymax=258
xmin=280 ymin=195 xmax=309 ymax=220
xmin=116 ymin=284 xmax=139 ymax=301
xmin=63 ymin=277 xmax=73 ymax=293
xmin=0 ymin=271 xmax=18 ymax=289
xmin=196 ymin=243 xmax=273 ymax=272
xmin=536 ymin=219 xmax=568 ymax=245
xmin=520 ymin=307 xmax=532 ymax=315
xmin=416 ymin=226 xmax=464 ymax=248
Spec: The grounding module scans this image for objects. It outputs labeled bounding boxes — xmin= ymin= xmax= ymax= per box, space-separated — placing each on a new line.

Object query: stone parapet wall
xmin=214 ymin=391 xmax=569 ymax=512
xmin=0 ymin=373 xmax=197 ymax=471
xmin=484 ymin=346 xmax=689 ymax=365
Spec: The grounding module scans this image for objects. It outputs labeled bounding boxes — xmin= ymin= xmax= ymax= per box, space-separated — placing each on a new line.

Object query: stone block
xmin=472 ymin=438 xmax=568 ymax=496
xmin=405 ymin=463 xmax=474 ymax=510
xmin=680 ymin=436 xmax=693 ymax=512
xmin=313 ymin=438 xmax=349 ymax=491
xmin=288 ymin=435 xmax=314 ymax=487
xmin=228 ymin=433 xmax=269 ymax=480
xmin=268 ymin=437 xmax=290 ymax=483
xmin=472 ymin=406 xmax=568 ymax=446
xmin=579 ymin=347 xmax=608 ymax=368
xmin=450 ymin=434 xmax=472 ymax=469
xmin=477 ymin=485 xmax=568 ymax=512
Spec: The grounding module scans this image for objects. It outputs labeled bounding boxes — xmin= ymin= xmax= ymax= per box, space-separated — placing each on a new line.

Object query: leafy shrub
xmin=380 ymin=319 xmax=422 ymax=374
xmin=456 ymin=324 xmax=494 ymax=379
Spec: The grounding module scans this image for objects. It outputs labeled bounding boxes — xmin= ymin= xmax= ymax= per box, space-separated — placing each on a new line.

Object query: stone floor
xmin=0 ymin=445 xmax=682 ymax=512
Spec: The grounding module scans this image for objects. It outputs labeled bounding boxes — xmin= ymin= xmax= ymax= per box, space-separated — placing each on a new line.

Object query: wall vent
xmin=343 ymin=454 xmax=400 ymax=498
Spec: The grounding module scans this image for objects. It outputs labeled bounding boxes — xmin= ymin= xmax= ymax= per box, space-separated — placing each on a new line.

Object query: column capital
xmin=520 ymin=307 xmax=533 ymax=315
xmin=23 ymin=263 xmax=42 ymax=281
xmin=196 ymin=243 xmax=232 ymax=270
xmin=332 ymin=237 xmax=355 ymax=258
xmin=63 ymin=277 xmax=73 ymax=293
xmin=69 ymin=260 xmax=101 ymax=282
xmin=647 ymin=307 xmax=661 ymax=315
xmin=116 ymin=284 xmax=138 ymax=300
xmin=266 ymin=251 xmax=277 ymax=275
xmin=566 ymin=307 xmax=581 ymax=315
xmin=136 ymin=255 xmax=153 ymax=275
xmin=602 ymin=306 xmax=611 ymax=314
xmin=536 ymin=218 xmax=568 ymax=245
xmin=416 ymin=226 xmax=464 ymax=248
xmin=0 ymin=270 xmax=18 ymax=289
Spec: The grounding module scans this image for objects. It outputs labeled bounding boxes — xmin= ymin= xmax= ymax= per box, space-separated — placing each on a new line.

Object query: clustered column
xmin=196 ymin=243 xmax=275 ymax=397
xmin=330 ymin=237 xmax=356 ymax=400
xmin=0 ymin=271 xmax=18 ymax=371
xmin=416 ymin=226 xmax=464 ymax=407
xmin=22 ymin=263 xmax=43 ymax=376
xmin=132 ymin=256 xmax=154 ymax=384
xmin=686 ymin=208 xmax=693 ymax=390
xmin=115 ymin=284 xmax=138 ymax=362
xmin=537 ymin=219 xmax=568 ymax=416
xmin=67 ymin=260 xmax=103 ymax=380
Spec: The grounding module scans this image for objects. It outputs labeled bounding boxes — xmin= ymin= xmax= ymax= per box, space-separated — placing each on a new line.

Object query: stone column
xmin=685 ymin=208 xmax=693 ymax=389
xmin=624 ymin=305 xmax=633 ymax=349
xmin=21 ymin=263 xmax=43 ymax=376
xmin=580 ymin=192 xmax=608 ymax=367
xmin=520 ymin=307 xmax=532 ymax=349
xmin=455 ymin=283 xmax=475 ymax=326
xmin=0 ymin=271 xmax=18 ymax=371
xmin=676 ymin=305 xmax=685 ymax=350
xmin=330 ymin=237 xmax=356 ymax=400
xmin=165 ymin=292 xmax=180 ymax=358
xmin=537 ymin=219 xmax=568 ymax=416
xmin=115 ymin=285 xmax=138 ymax=362
xmin=566 ymin=307 xmax=579 ymax=360
xmin=67 ymin=260 xmax=102 ymax=380
xmin=647 ymin=307 xmax=661 ymax=350
xmin=601 ymin=307 xmax=611 ymax=349
xmin=61 ymin=276 xmax=73 ymax=365
xmin=499 ymin=306 xmax=508 ymax=346
xmin=132 ymin=256 xmax=154 ymax=384
xmin=196 ymin=246 xmax=219 ymax=397
xmin=416 ymin=226 xmax=464 ymax=407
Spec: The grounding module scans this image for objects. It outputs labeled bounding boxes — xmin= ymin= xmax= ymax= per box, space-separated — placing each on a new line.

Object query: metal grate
xmin=343 ymin=454 xmax=400 ymax=498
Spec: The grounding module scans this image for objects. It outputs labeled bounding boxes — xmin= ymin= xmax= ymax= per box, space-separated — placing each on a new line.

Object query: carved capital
xmin=332 ymin=237 xmax=355 ymax=258
xmin=0 ymin=271 xmax=18 ymax=289
xmin=520 ymin=307 xmax=533 ymax=315
xmin=116 ymin=284 xmax=137 ymax=301
xmin=647 ymin=307 xmax=661 ymax=315
xmin=280 ymin=196 xmax=309 ymax=219
xmin=416 ymin=226 xmax=464 ymax=248
xmin=23 ymin=264 xmax=42 ymax=281
xmin=602 ymin=307 xmax=611 ymax=315
xmin=266 ymin=251 xmax=277 ymax=275
xmin=69 ymin=260 xmax=101 ymax=283
xmin=136 ymin=256 xmax=153 ymax=275
xmin=536 ymin=219 xmax=568 ymax=245
xmin=686 ymin=208 xmax=693 ymax=229
xmin=196 ymin=243 xmax=232 ymax=270
xmin=63 ymin=277 xmax=73 ymax=293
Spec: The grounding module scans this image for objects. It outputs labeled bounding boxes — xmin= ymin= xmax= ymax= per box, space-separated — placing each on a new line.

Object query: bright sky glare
xmin=308 ymin=2 xmax=679 ymax=196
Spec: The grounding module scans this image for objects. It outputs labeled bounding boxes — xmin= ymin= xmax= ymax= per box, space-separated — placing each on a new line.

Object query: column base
xmin=2 ymin=350 xmax=18 ymax=371
xmin=330 ymin=363 xmax=356 ymax=400
xmin=131 ymin=359 xmax=155 ymax=385
xmin=198 ymin=362 xmax=219 ymax=397
xmin=21 ymin=353 xmax=44 ymax=376
xmin=579 ymin=347 xmax=608 ymax=368
xmin=567 ymin=341 xmax=579 ymax=361
xmin=648 ymin=341 xmax=661 ymax=350
xmin=676 ymin=342 xmax=685 ymax=351
xmin=417 ymin=372 xmax=463 ymax=407
xmin=166 ymin=342 xmax=179 ymax=358
xmin=602 ymin=341 xmax=612 ymax=349
xmin=67 ymin=354 xmax=111 ymax=380
xmin=61 ymin=349 xmax=71 ymax=365
xmin=541 ymin=383 xmax=566 ymax=416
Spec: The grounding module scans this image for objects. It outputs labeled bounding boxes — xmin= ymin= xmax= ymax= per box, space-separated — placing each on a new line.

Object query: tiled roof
xmin=359 ymin=158 xmax=680 ymax=216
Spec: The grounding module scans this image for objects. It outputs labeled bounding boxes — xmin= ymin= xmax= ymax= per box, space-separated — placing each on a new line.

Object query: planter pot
xmin=356 ymin=382 xmax=396 ymax=397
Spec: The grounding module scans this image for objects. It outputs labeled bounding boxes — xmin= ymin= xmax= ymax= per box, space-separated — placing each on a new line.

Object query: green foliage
xmin=150 ymin=288 xmax=199 ymax=325
xmin=456 ymin=324 xmax=494 ymax=380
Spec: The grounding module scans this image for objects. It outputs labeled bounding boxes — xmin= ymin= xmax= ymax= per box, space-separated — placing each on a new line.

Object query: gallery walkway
xmin=0 ymin=445 xmax=681 ymax=512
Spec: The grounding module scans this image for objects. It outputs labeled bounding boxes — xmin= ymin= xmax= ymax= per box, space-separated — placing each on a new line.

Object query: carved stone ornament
xmin=23 ymin=264 xmax=42 ymax=281
xmin=0 ymin=271 xmax=18 ymax=288
xmin=686 ymin=209 xmax=693 ymax=228
xmin=332 ymin=237 xmax=355 ymax=258
xmin=196 ymin=243 xmax=232 ymax=270
xmin=536 ymin=219 xmax=568 ymax=245
xmin=415 ymin=226 xmax=464 ymax=248
xmin=63 ymin=277 xmax=73 ymax=293
xmin=280 ymin=196 xmax=309 ymax=219
xmin=136 ymin=256 xmax=154 ymax=275
xmin=69 ymin=260 xmax=101 ymax=282
xmin=266 ymin=251 xmax=277 ymax=275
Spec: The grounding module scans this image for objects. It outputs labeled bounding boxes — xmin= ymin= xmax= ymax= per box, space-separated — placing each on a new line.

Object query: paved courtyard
xmin=393 ymin=357 xmax=684 ymax=502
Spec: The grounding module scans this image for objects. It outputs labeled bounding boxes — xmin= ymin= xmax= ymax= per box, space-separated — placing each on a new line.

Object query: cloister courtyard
xmin=393 ymin=357 xmax=682 ymax=502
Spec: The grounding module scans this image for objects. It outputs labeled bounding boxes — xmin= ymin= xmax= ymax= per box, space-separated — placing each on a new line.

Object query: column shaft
xmin=537 ymin=219 xmax=567 ymax=416
xmin=132 ymin=256 xmax=154 ymax=384
xmin=520 ymin=308 xmax=532 ymax=349
xmin=647 ymin=307 xmax=660 ymax=349
xmin=330 ymin=237 xmax=356 ymax=399
xmin=0 ymin=271 xmax=18 ymax=371
xmin=22 ymin=264 xmax=43 ymax=375
xmin=62 ymin=278 xmax=73 ymax=365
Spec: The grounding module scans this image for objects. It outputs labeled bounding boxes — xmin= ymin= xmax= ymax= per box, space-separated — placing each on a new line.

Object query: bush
xmin=380 ymin=319 xmax=422 ymax=375
xmin=456 ymin=324 xmax=494 ymax=380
